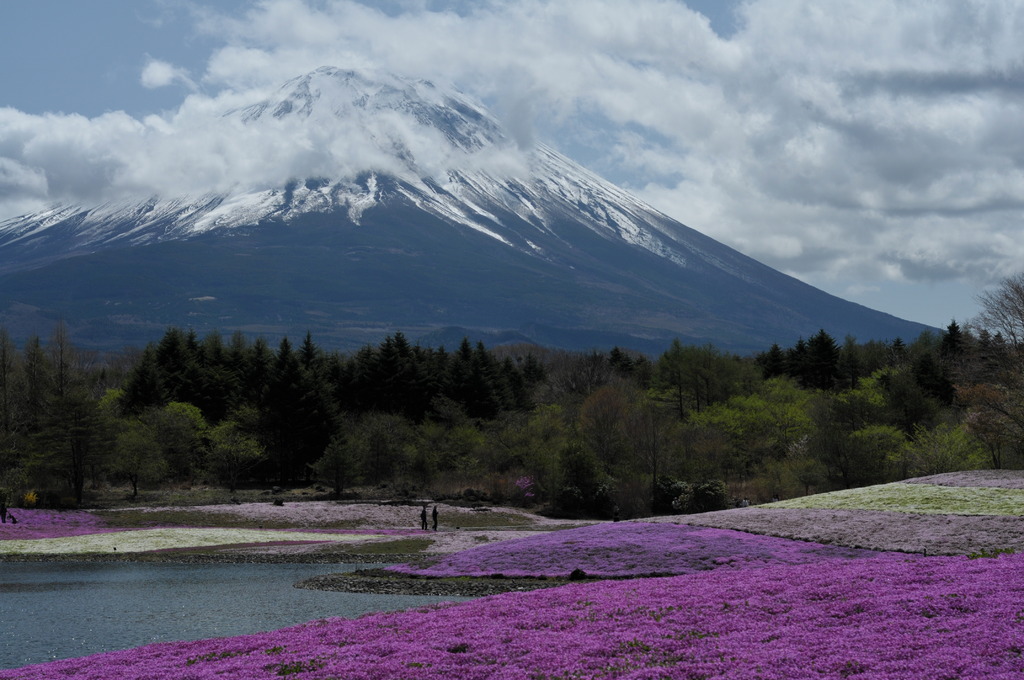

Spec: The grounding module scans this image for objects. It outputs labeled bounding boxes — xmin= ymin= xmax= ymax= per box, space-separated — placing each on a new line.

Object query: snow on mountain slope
xmin=0 ymin=66 xmax=933 ymax=352
xmin=0 ymin=67 xmax=717 ymax=275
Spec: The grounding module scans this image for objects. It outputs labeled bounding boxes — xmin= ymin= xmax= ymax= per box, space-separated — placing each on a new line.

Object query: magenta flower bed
xmin=387 ymin=522 xmax=888 ymax=578
xmin=0 ymin=509 xmax=126 ymax=540
xmin=6 ymin=553 xmax=1024 ymax=679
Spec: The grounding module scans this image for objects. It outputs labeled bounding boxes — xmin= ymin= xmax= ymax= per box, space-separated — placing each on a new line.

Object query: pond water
xmin=0 ymin=562 xmax=467 ymax=670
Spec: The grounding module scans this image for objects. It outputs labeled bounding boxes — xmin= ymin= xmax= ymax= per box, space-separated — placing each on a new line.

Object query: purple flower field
xmin=675 ymin=506 xmax=1024 ymax=555
xmin=0 ymin=509 xmax=124 ymax=540
xmin=7 ymin=472 xmax=1023 ymax=678
xmin=5 ymin=552 xmax=1023 ymax=679
xmin=666 ymin=470 xmax=1024 ymax=555
xmin=904 ymin=470 xmax=1024 ymax=489
xmin=386 ymin=521 xmax=887 ymax=578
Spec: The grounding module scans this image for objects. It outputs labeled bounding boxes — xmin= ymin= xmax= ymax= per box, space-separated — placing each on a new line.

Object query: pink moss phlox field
xmin=6 ymin=553 xmax=1024 ymax=679
xmin=904 ymin=470 xmax=1024 ymax=490
xmin=671 ymin=506 xmax=1024 ymax=555
xmin=0 ymin=508 xmax=391 ymax=546
xmin=0 ymin=509 xmax=125 ymax=540
xmin=387 ymin=522 xmax=888 ymax=578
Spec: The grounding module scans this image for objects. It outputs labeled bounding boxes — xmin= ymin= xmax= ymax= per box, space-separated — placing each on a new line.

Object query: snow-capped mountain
xmin=0 ymin=67 xmax=931 ymax=352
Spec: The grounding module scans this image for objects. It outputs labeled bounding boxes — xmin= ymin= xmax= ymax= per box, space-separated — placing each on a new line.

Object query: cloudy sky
xmin=3 ymin=0 xmax=1023 ymax=329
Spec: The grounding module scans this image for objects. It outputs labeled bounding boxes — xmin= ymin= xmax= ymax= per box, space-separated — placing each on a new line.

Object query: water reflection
xmin=0 ymin=561 xmax=466 ymax=669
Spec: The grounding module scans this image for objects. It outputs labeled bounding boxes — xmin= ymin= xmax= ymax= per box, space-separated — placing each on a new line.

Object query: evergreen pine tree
xmin=120 ymin=346 xmax=167 ymax=414
xmin=805 ymin=329 xmax=840 ymax=390
xmin=756 ymin=343 xmax=787 ymax=379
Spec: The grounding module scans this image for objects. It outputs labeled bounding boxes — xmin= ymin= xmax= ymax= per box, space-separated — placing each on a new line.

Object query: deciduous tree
xmin=110 ymin=418 xmax=167 ymax=499
xmin=974 ymin=273 xmax=1024 ymax=347
xmin=208 ymin=410 xmax=266 ymax=493
xmin=896 ymin=423 xmax=986 ymax=478
xmin=314 ymin=422 xmax=360 ymax=497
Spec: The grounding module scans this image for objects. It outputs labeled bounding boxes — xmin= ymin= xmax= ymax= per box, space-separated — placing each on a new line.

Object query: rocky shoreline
xmin=0 ymin=551 xmax=426 ymax=565
xmin=0 ymin=551 xmax=576 ymax=596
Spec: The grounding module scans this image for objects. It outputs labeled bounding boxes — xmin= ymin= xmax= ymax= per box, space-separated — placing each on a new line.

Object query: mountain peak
xmin=0 ymin=68 xmax=934 ymax=353
xmin=235 ymin=66 xmax=508 ymax=157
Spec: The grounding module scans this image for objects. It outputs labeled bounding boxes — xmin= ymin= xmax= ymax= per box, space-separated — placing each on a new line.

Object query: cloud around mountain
xmin=0 ymin=65 xmax=531 ymax=221
xmin=0 ymin=66 xmax=934 ymax=354
xmin=2 ymin=0 xmax=1024 ymax=322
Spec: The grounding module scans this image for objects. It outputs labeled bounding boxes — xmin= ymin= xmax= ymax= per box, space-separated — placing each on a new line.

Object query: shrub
xmin=554 ymin=485 xmax=585 ymax=515
xmin=673 ymin=479 xmax=729 ymax=514
xmin=590 ymin=482 xmax=618 ymax=519
xmin=652 ymin=475 xmax=686 ymax=514
xmin=552 ymin=482 xmax=617 ymax=518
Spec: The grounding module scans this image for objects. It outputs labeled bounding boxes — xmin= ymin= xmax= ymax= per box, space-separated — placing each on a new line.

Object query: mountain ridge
xmin=0 ymin=66 xmax=934 ymax=353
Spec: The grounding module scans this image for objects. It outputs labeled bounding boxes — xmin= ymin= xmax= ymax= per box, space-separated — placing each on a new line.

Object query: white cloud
xmin=2 ymin=0 xmax=1024 ymax=326
xmin=140 ymin=58 xmax=197 ymax=91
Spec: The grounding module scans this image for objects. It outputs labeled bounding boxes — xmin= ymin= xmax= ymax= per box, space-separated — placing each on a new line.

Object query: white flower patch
xmin=112 ymin=501 xmax=570 ymax=529
xmin=0 ymin=528 xmax=382 ymax=554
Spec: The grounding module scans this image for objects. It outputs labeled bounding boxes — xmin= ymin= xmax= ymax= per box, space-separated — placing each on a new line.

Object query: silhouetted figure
xmin=0 ymin=500 xmax=6 ymax=524
xmin=432 ymin=505 xmax=438 ymax=531
xmin=420 ymin=504 xmax=428 ymax=530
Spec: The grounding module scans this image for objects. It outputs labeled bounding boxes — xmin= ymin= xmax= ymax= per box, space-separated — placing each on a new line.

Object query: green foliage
xmin=806 ymin=329 xmax=841 ymax=390
xmin=672 ymin=479 xmax=729 ymax=514
xmin=313 ymin=427 xmax=360 ymax=497
xmin=483 ymin=405 xmax=568 ymax=502
xmin=847 ymin=424 xmax=906 ymax=482
xmin=1 ymin=317 xmax=1018 ymax=508
xmin=756 ymin=343 xmax=787 ymax=379
xmin=766 ymin=446 xmax=827 ymax=498
xmin=895 ymin=423 xmax=987 ymax=478
xmin=418 ymin=418 xmax=486 ymax=478
xmin=31 ymin=391 xmax=110 ymax=507
xmin=578 ymin=384 xmax=634 ymax=476
xmin=109 ymin=418 xmax=169 ymax=499
xmin=260 ymin=336 xmax=332 ymax=484
xmin=348 ymin=411 xmax=415 ymax=485
xmin=688 ymin=377 xmax=813 ymax=478
xmin=146 ymin=402 xmax=208 ymax=481
xmin=652 ymin=475 xmax=686 ymax=514
xmin=656 ymin=340 xmax=756 ymax=418
xmin=207 ymin=410 xmax=266 ymax=492
xmin=553 ymin=441 xmax=616 ymax=518
xmin=829 ymin=371 xmax=887 ymax=430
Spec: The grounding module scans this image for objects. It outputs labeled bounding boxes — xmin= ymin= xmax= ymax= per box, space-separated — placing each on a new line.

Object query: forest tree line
xmin=3 ymin=274 xmax=1024 ymax=518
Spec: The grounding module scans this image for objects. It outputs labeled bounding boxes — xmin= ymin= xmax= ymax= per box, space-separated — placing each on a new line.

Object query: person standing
xmin=0 ymin=499 xmax=6 ymax=524
xmin=432 ymin=505 xmax=438 ymax=531
xmin=420 ymin=504 xmax=428 ymax=530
